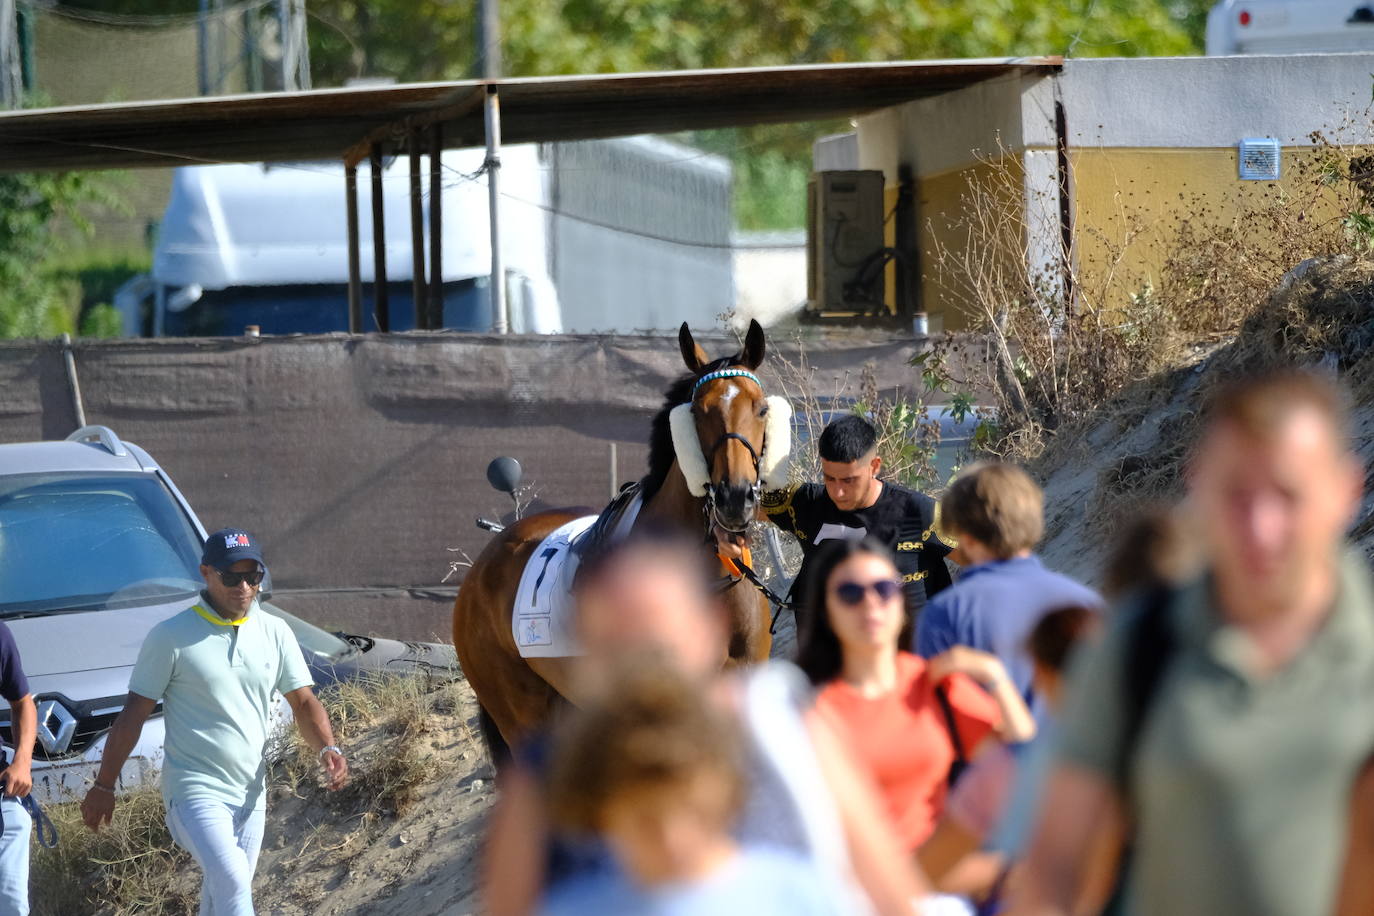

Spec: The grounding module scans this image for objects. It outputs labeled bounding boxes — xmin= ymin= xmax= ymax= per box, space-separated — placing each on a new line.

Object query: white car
xmin=0 ymin=425 xmax=456 ymax=803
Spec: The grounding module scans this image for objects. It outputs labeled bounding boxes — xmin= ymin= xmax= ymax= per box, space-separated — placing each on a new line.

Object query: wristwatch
xmin=318 ymin=745 xmax=343 ymax=761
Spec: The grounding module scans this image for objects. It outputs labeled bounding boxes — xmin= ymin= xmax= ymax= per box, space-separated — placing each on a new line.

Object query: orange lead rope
xmin=718 ymin=547 xmax=753 ymax=578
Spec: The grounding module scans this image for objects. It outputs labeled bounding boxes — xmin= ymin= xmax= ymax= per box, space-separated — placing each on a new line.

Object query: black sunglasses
xmin=833 ymin=578 xmax=903 ymax=606
xmin=217 ymin=569 xmax=264 ymax=589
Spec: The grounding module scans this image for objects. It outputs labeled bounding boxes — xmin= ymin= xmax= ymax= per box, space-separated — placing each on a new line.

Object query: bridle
xmin=687 ymin=368 xmax=796 ymax=631
xmin=690 ymin=369 xmax=766 ymax=537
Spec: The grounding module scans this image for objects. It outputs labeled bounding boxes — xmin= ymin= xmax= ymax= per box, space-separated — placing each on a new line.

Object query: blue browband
xmin=692 ymin=369 xmax=762 ymax=397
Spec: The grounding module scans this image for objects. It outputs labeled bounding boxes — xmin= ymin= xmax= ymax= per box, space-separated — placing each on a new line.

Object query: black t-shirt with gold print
xmin=762 ymin=481 xmax=955 ymax=620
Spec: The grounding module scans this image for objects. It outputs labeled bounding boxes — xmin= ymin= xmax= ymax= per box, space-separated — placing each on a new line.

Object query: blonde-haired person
xmin=915 ymin=463 xmax=1099 ymax=712
xmin=540 ymin=659 xmax=848 ymax=915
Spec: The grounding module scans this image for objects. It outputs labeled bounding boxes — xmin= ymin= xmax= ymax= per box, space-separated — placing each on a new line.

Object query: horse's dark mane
xmin=640 ymin=354 xmax=738 ymax=504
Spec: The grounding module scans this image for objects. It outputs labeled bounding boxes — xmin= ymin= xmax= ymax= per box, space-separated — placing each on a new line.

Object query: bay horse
xmin=451 ymin=320 xmax=792 ymax=751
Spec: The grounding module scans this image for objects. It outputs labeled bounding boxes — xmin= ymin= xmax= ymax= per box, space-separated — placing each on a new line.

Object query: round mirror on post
xmin=486 ymin=456 xmax=523 ymax=495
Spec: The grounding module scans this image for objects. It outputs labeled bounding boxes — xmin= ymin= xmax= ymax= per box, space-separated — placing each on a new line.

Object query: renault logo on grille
xmin=35 ymin=699 xmax=77 ymax=756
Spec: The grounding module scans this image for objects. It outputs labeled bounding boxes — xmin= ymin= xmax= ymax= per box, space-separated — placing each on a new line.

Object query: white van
xmin=1207 ymin=0 xmax=1374 ymax=54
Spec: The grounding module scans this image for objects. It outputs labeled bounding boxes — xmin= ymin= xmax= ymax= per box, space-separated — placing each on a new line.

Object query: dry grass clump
xmin=30 ymin=786 xmax=196 ymax=916
xmin=274 ymin=672 xmax=463 ymax=818
xmin=1080 ymin=254 xmax=1374 ymax=517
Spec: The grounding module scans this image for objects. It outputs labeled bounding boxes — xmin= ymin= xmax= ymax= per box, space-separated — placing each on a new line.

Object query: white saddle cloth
xmin=512 ymin=516 xmax=597 ymax=658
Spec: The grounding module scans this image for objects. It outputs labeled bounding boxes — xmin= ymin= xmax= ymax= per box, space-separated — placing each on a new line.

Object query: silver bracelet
xmin=318 ymin=745 xmax=343 ymax=761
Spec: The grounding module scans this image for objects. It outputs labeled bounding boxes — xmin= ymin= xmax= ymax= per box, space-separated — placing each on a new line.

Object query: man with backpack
xmin=1011 ymin=369 xmax=1374 ymax=916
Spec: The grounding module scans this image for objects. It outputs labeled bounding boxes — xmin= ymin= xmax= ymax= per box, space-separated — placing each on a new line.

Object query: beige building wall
xmin=849 ymin=53 xmax=1374 ymax=331
xmin=854 ymin=71 xmax=1050 ymax=332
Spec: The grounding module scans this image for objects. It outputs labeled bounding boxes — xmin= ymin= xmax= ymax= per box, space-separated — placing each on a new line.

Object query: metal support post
xmin=370 ymin=143 xmax=389 ymax=332
xmin=428 ymin=124 xmax=444 ymax=329
xmin=0 ymin=0 xmax=19 ymax=109
xmin=484 ymin=85 xmax=506 ymax=334
xmin=345 ymin=162 xmax=362 ymax=333
xmin=409 ymin=131 xmax=427 ymax=329
xmin=277 ymin=0 xmax=310 ymax=91
xmin=0 ymin=0 xmax=20 ymax=108
xmin=60 ymin=334 xmax=87 ymax=430
xmin=275 ymin=0 xmax=289 ymax=91
xmin=197 ymin=0 xmax=210 ymax=95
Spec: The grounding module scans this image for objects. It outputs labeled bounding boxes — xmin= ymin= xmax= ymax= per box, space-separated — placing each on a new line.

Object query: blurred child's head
xmin=1027 ymin=605 xmax=1101 ymax=710
xmin=1100 ymin=506 xmax=1194 ymax=600
xmin=547 ymin=659 xmax=746 ymax=884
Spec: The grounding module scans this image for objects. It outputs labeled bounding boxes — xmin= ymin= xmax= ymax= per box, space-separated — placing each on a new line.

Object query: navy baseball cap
xmin=201 ymin=528 xmax=266 ymax=571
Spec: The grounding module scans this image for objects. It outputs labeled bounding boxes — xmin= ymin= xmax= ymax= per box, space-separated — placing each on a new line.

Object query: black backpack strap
xmin=1118 ymin=583 xmax=1178 ymax=796
xmin=935 ymin=684 xmax=970 ymax=786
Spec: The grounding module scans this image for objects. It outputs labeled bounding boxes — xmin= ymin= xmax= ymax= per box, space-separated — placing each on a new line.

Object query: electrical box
xmin=806 ymin=170 xmax=887 ymax=316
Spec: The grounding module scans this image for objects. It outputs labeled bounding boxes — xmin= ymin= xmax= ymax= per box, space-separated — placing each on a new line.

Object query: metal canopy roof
xmin=0 ymin=57 xmax=1060 ymax=172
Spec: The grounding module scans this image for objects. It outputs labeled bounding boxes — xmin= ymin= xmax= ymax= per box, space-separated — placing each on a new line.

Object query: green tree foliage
xmin=0 ymin=171 xmax=125 ymax=339
xmin=306 ymin=0 xmax=1202 ymax=82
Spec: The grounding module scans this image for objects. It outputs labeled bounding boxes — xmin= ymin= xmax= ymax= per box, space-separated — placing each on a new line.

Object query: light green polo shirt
xmin=129 ymin=596 xmax=313 ymax=809
xmin=1058 ymin=549 xmax=1374 ymax=916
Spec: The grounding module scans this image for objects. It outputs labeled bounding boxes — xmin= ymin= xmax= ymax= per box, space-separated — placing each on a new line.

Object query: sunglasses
xmin=833 ymin=578 xmax=903 ymax=606
xmin=217 ymin=569 xmax=264 ymax=589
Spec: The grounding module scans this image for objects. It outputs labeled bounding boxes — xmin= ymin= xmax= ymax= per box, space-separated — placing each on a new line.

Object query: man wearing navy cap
xmin=80 ymin=528 xmax=347 ymax=916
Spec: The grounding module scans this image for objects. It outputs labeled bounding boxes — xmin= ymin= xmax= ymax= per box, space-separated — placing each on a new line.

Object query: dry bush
xmin=766 ymin=332 xmax=976 ymax=491
xmin=273 ymin=672 xmax=459 ymax=818
xmin=31 ymin=787 xmax=196 ymax=916
xmin=932 ymin=127 xmax=1374 ymax=460
xmin=1084 ymin=253 xmax=1374 ymax=518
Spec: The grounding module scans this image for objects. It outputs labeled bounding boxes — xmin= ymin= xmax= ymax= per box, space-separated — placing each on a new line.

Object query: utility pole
xmin=478 ymin=0 xmax=505 ymax=332
xmin=197 ymin=0 xmax=209 ymax=95
xmin=277 ymin=0 xmax=310 ymax=91
xmin=477 ymin=0 xmax=502 ymax=81
xmin=0 ymin=0 xmax=20 ymax=109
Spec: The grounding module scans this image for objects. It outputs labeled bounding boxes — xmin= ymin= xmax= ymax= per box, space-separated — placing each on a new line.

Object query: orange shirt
xmin=815 ymin=651 xmax=1001 ymax=850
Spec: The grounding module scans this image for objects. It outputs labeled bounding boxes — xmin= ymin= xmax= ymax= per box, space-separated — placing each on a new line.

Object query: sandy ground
xmin=238 ymin=680 xmax=497 ymax=916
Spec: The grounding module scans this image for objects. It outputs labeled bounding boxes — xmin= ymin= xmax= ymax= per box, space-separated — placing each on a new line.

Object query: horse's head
xmin=670 ymin=320 xmax=792 ymax=539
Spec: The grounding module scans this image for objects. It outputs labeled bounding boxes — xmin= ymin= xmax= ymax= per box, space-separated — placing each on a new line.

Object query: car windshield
xmin=0 ymin=472 xmax=204 ymax=616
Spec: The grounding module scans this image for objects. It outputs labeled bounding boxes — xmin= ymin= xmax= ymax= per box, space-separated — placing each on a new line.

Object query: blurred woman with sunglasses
xmin=795 ymin=537 xmax=1035 ymax=858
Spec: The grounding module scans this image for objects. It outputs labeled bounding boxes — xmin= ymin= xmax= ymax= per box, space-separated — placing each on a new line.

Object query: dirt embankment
xmin=245 ymin=677 xmax=497 ymax=916
xmin=1035 ymin=255 xmax=1374 ymax=584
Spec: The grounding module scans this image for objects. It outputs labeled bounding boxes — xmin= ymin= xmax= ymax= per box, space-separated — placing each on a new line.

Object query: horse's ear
xmin=740 ymin=319 xmax=766 ymax=370
xmin=679 ymin=322 xmax=709 ymax=373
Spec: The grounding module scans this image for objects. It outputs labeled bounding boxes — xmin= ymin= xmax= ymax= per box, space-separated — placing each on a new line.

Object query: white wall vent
xmin=1239 ymin=138 xmax=1281 ymax=181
